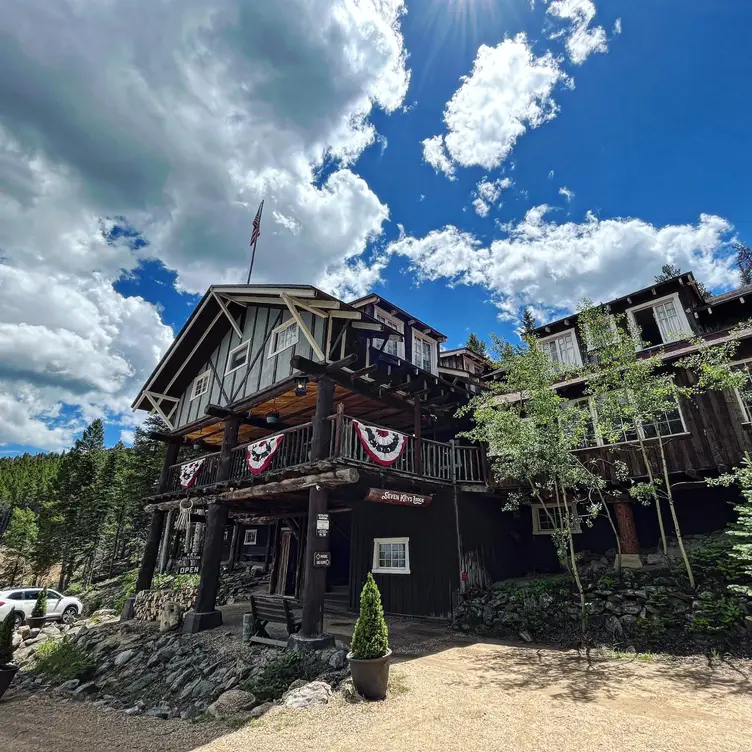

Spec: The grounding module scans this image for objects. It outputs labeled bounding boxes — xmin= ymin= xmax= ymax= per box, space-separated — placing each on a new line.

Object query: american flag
xmin=250 ymin=201 xmax=263 ymax=246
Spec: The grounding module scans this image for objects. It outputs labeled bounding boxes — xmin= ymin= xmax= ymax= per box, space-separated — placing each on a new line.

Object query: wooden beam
xmin=218 ymin=468 xmax=359 ymax=501
xmin=287 ymin=295 xmax=329 ymax=319
xmin=212 ymin=292 xmax=243 ymax=338
xmin=281 ymin=293 xmax=326 ymax=361
xmin=145 ymin=391 xmax=180 ymax=403
xmin=145 ymin=392 xmax=175 ymax=431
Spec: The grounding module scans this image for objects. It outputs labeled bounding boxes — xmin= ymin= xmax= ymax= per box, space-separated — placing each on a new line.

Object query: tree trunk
xmin=658 ymin=437 xmax=695 ymax=588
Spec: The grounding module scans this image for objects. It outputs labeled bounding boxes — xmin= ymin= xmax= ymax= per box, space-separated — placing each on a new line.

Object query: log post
xmin=227 ymin=522 xmax=239 ymax=571
xmin=414 ymin=396 xmax=423 ymax=477
xmin=263 ymin=523 xmax=273 ymax=573
xmin=158 ymin=508 xmax=174 ymax=574
xmin=183 ymin=417 xmax=240 ymax=632
xmin=300 ymin=376 xmax=335 ymax=641
xmin=122 ymin=439 xmax=181 ymax=620
xmin=613 ymin=498 xmax=643 ymax=569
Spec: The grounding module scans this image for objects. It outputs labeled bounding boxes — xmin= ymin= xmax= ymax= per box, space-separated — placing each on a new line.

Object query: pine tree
xmin=31 ymin=588 xmax=47 ymax=618
xmin=466 ymin=333 xmax=487 ymax=358
xmin=520 ymin=308 xmax=537 ymax=336
xmin=654 ymin=263 xmax=682 ymax=282
xmin=734 ymin=242 xmax=752 ymax=286
xmin=0 ymin=610 xmax=15 ymax=667
xmin=350 ymin=573 xmax=389 ymax=659
xmin=1 ymin=507 xmax=38 ymax=585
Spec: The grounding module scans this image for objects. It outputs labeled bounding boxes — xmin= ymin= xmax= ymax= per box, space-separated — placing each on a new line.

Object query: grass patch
xmin=34 ymin=638 xmax=96 ymax=682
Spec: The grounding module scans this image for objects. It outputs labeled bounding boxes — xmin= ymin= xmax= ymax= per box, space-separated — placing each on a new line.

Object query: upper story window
xmin=373 ymin=308 xmax=403 ymax=358
xmin=191 ymin=370 xmax=211 ymax=400
xmin=227 ymin=341 xmax=250 ymax=374
xmin=626 ymin=293 xmax=691 ymax=348
xmin=413 ymin=334 xmax=434 ymax=372
xmin=539 ymin=328 xmax=582 ymax=368
xmin=268 ymin=319 xmax=299 ymax=358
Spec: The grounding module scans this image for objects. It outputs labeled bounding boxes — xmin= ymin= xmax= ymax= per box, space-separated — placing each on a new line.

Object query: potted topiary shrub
xmin=0 ymin=609 xmax=19 ymax=700
xmin=26 ymin=589 xmax=48 ymax=629
xmin=347 ymin=573 xmax=391 ymax=700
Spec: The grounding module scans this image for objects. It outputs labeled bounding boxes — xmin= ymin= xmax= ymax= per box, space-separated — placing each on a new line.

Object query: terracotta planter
xmin=0 ymin=665 xmax=19 ymax=701
xmin=347 ymin=649 xmax=392 ymax=700
xmin=25 ymin=616 xmax=46 ymax=630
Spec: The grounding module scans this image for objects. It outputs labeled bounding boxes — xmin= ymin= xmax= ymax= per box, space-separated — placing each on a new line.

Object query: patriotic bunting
xmin=353 ymin=420 xmax=408 ymax=467
xmin=179 ymin=458 xmax=205 ymax=489
xmin=246 ymin=434 xmax=285 ymax=475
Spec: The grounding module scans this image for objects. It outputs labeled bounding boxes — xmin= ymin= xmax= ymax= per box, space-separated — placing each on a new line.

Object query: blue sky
xmin=1 ymin=0 xmax=751 ymax=454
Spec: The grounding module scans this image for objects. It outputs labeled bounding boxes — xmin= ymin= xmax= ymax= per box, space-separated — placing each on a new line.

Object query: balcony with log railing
xmin=163 ymin=414 xmax=487 ymax=495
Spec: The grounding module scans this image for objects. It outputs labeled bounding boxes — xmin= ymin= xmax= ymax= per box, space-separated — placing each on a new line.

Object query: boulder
xmin=114 ymin=649 xmax=137 ymax=667
xmin=73 ymin=682 xmax=99 ymax=697
xmin=283 ymin=681 xmax=333 ymax=709
xmin=144 ymin=707 xmax=170 ymax=719
xmin=207 ymin=689 xmax=258 ymax=718
xmin=159 ymin=602 xmax=183 ymax=633
xmin=58 ymin=679 xmax=80 ymax=693
xmin=249 ymin=701 xmax=275 ymax=718
xmin=12 ymin=633 xmax=22 ymax=650
xmin=328 ymin=649 xmax=348 ymax=670
xmin=339 ymin=678 xmax=365 ymax=704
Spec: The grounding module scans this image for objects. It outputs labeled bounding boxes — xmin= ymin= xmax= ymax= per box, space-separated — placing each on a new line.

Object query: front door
xmin=274 ymin=529 xmax=292 ymax=596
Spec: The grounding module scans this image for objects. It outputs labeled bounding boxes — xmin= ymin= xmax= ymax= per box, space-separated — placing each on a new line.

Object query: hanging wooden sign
xmin=366 ymin=488 xmax=433 ymax=507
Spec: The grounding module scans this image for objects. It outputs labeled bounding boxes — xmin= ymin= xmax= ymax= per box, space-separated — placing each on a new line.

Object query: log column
xmin=122 ymin=439 xmax=181 ymax=620
xmin=613 ymin=498 xmax=643 ymax=569
xmin=183 ymin=417 xmax=240 ymax=633
xmin=299 ymin=377 xmax=335 ymax=642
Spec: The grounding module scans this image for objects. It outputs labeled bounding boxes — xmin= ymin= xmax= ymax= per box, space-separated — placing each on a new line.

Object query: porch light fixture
xmin=265 ymin=411 xmax=280 ymax=425
xmin=295 ymin=376 xmax=309 ymax=396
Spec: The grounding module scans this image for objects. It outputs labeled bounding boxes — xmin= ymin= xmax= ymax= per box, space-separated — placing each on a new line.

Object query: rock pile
xmin=134 ymin=587 xmax=196 ymax=623
xmin=13 ymin=619 xmax=350 ymax=721
xmin=216 ymin=565 xmax=267 ymax=606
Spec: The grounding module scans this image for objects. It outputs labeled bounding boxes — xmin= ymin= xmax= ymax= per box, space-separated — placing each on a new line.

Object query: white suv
xmin=0 ymin=588 xmax=84 ymax=627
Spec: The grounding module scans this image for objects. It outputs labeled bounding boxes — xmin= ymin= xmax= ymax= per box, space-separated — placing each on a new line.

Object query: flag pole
xmin=246 ymin=199 xmax=264 ymax=284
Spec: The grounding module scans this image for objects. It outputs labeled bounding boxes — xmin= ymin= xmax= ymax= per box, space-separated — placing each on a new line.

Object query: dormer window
xmin=626 ymin=294 xmax=691 ymax=347
xmin=413 ymin=334 xmax=434 ymax=372
xmin=190 ymin=370 xmax=211 ymax=400
xmin=374 ymin=310 xmax=400 ymax=357
xmin=538 ymin=329 xmax=582 ymax=367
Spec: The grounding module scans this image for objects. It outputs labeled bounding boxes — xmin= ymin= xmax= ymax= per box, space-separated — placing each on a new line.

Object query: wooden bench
xmin=247 ymin=595 xmax=302 ymax=648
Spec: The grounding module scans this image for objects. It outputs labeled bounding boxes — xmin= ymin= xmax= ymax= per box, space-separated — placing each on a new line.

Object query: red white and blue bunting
xmin=246 ymin=434 xmax=285 ymax=475
xmin=353 ymin=420 xmax=408 ymax=467
xmin=179 ymin=459 xmax=205 ymax=489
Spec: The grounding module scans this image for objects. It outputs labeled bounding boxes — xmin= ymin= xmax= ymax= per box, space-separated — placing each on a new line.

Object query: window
xmin=47 ymin=591 xmax=62 ymax=600
xmin=539 ymin=329 xmax=581 ymax=367
xmin=627 ymin=294 xmax=691 ymax=348
xmin=7 ymin=592 xmax=23 ymax=601
xmin=641 ymin=407 xmax=686 ymax=439
xmin=372 ymin=537 xmax=410 ymax=574
xmin=561 ymin=398 xmax=598 ymax=449
xmin=268 ymin=320 xmax=299 ymax=358
xmin=226 ymin=341 xmax=250 ymax=374
xmin=532 ymin=504 xmax=582 ymax=535
xmin=413 ymin=335 xmax=433 ymax=372
xmin=373 ymin=309 xmax=402 ymax=358
xmin=191 ymin=370 xmax=211 ymax=400
xmin=244 ymin=529 xmax=258 ymax=546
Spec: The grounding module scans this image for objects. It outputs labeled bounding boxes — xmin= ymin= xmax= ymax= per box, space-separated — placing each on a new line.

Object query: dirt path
xmin=2 ymin=643 xmax=752 ymax=752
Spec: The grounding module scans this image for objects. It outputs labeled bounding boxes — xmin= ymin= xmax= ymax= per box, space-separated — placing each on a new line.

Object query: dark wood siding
xmin=349 ymin=493 xmax=459 ymax=619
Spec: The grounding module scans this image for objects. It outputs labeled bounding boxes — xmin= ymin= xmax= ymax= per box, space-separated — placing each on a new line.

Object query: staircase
xmin=324 ymin=585 xmax=350 ymax=613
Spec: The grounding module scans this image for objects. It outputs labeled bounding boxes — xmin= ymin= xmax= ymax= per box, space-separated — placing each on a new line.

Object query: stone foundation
xmin=133 ymin=587 xmax=197 ymax=622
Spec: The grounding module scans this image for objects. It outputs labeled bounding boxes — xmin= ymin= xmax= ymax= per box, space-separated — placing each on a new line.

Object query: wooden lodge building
xmin=125 ymin=273 xmax=752 ymax=634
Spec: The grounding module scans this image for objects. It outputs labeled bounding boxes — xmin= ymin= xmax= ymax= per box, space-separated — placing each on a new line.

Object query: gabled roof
xmin=133 ymin=284 xmax=394 ymax=413
xmin=694 ymin=283 xmax=752 ymax=311
xmin=439 ymin=347 xmax=489 ymax=363
xmin=348 ymin=293 xmax=447 ymax=341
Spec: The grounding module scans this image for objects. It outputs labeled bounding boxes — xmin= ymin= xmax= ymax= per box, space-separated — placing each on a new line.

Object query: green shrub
xmin=686 ymin=595 xmax=743 ymax=635
xmin=31 ymin=589 xmax=47 ymax=619
xmin=35 ymin=638 xmax=96 ymax=682
xmin=244 ymin=651 xmax=322 ymax=702
xmin=113 ymin=569 xmax=139 ymax=614
xmin=350 ymin=573 xmax=389 ymax=660
xmin=0 ymin=610 xmax=15 ymax=666
xmin=152 ymin=573 xmax=200 ymax=591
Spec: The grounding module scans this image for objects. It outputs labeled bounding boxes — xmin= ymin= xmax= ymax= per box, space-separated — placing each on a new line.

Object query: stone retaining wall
xmin=133 ymin=587 xmax=196 ymax=622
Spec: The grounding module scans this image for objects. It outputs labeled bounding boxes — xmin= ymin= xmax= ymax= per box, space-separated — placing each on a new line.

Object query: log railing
xmin=165 ymin=415 xmax=487 ymax=492
xmin=166 ymin=452 xmax=220 ymax=492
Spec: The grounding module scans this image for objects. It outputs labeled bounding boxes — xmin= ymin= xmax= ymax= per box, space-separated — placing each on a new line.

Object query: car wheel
xmin=62 ymin=606 xmax=78 ymax=624
xmin=14 ymin=611 xmax=25 ymax=628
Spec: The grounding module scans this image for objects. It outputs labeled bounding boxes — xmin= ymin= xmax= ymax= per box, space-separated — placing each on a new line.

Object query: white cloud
xmin=421 ymin=135 xmax=456 ymax=179
xmin=473 ymin=177 xmax=513 ymax=217
xmin=120 ymin=429 xmax=136 ymax=446
xmin=387 ymin=208 xmax=737 ymax=319
xmin=613 ymin=18 xmax=622 ymax=35
xmin=0 ymin=0 xmax=411 ymax=450
xmin=547 ymin=0 xmax=609 ymax=65
xmin=423 ymin=34 xmax=570 ymax=176
xmin=559 ymin=186 xmax=574 ymax=202
xmin=548 ymin=170 xmax=555 ymax=179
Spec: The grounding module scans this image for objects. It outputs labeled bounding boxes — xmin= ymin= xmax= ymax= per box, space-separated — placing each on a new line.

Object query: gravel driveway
xmin=2 ymin=642 xmax=751 ymax=752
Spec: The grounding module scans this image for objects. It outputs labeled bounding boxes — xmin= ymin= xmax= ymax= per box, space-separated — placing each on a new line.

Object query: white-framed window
xmin=532 ymin=504 xmax=582 ymax=535
xmin=626 ymin=293 xmax=692 ymax=348
xmin=561 ymin=397 xmax=598 ymax=449
xmin=569 ymin=393 xmax=687 ymax=449
xmin=413 ymin=333 xmax=435 ymax=373
xmin=268 ymin=319 xmax=299 ymax=358
xmin=226 ymin=341 xmax=250 ymax=375
xmin=373 ymin=307 xmax=404 ymax=359
xmin=538 ymin=328 xmax=582 ymax=367
xmin=732 ymin=361 xmax=752 ymax=423
xmin=372 ymin=537 xmax=410 ymax=574
xmin=191 ymin=370 xmax=211 ymax=400
xmin=244 ymin=529 xmax=258 ymax=546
